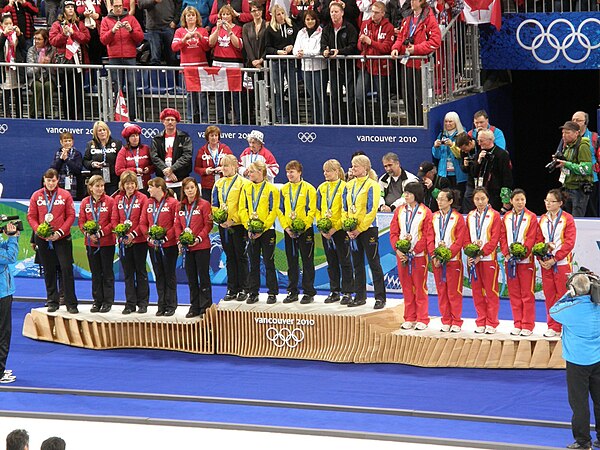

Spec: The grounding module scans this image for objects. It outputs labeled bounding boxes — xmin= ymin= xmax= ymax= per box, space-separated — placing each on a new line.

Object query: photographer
xmin=469 ymin=129 xmax=513 ymax=213
xmin=455 ymin=131 xmax=478 ymax=212
xmin=418 ymin=161 xmax=449 ymax=212
xmin=0 ymin=221 xmax=20 ymax=384
xmin=550 ymin=270 xmax=600 ymax=450
xmin=552 ymin=121 xmax=593 ymax=217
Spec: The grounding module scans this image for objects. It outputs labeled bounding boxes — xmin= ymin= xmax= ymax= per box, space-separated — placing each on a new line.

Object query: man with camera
xmin=551 ymin=121 xmax=593 ymax=217
xmin=550 ymin=269 xmax=600 ymax=450
xmin=468 ymin=110 xmax=506 ymax=151
xmin=0 ymin=221 xmax=20 ymax=384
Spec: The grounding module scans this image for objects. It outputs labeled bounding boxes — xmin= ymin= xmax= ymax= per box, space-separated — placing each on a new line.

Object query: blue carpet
xmin=3 ymin=281 xmax=577 ymax=448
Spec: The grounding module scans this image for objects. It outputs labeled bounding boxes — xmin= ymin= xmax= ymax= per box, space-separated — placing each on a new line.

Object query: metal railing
xmin=502 ymin=0 xmax=598 ymax=13
xmin=1 ymin=19 xmax=481 ymax=126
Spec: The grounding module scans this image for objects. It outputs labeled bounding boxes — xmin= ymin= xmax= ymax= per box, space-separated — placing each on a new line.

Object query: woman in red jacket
xmin=500 ymin=189 xmax=540 ymax=337
xmin=390 ymin=0 xmax=440 ymax=125
xmin=79 ymin=175 xmax=116 ymax=313
xmin=111 ymin=170 xmax=149 ymax=314
xmin=390 ymin=181 xmax=433 ymax=330
xmin=172 ymin=6 xmax=211 ymax=123
xmin=538 ymin=188 xmax=576 ymax=338
xmin=115 ymin=123 xmax=154 ymax=193
xmin=27 ymin=168 xmax=79 ymax=314
xmin=194 ymin=125 xmax=234 ymax=201
xmin=48 ymin=0 xmax=90 ymax=120
xmin=429 ymin=188 xmax=465 ymax=332
xmin=145 ymin=177 xmax=179 ymax=316
xmin=176 ymin=178 xmax=214 ymax=317
xmin=465 ymin=187 xmax=501 ymax=334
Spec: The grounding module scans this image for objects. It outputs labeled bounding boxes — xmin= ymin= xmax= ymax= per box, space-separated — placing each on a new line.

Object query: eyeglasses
xmin=544 ymin=199 xmax=559 ymax=203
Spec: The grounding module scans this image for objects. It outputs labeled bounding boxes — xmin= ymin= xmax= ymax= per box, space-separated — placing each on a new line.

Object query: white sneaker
xmin=401 ymin=321 xmax=415 ymax=330
xmin=440 ymin=324 xmax=451 ymax=332
xmin=510 ymin=328 xmax=522 ymax=336
xmin=474 ymin=326 xmax=485 ymax=334
xmin=0 ymin=374 xmax=16 ymax=383
xmin=543 ymin=329 xmax=558 ymax=338
xmin=414 ymin=322 xmax=428 ymax=331
xmin=450 ymin=325 xmax=461 ymax=333
xmin=520 ymin=329 xmax=533 ymax=337
xmin=3 ymin=369 xmax=12 ymax=375
xmin=485 ymin=326 xmax=497 ymax=334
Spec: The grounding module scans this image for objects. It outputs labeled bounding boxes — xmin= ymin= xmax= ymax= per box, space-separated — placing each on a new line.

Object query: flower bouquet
xmin=36 ymin=222 xmax=53 ymax=238
xmin=342 ymin=217 xmax=358 ymax=232
xmin=213 ymin=208 xmax=228 ymax=225
xmin=395 ymin=239 xmax=411 ymax=254
xmin=434 ymin=245 xmax=453 ymax=264
xmin=83 ymin=220 xmax=100 ymax=236
xmin=464 ymin=243 xmax=482 ymax=259
xmin=316 ymin=217 xmax=333 ymax=234
xmin=509 ymin=242 xmax=527 ymax=260
xmin=532 ymin=242 xmax=551 ymax=260
xmin=247 ymin=218 xmax=265 ymax=235
xmin=290 ymin=218 xmax=306 ymax=235
xmin=113 ymin=222 xmax=132 ymax=239
xmin=179 ymin=231 xmax=196 ymax=247
xmin=148 ymin=225 xmax=166 ymax=241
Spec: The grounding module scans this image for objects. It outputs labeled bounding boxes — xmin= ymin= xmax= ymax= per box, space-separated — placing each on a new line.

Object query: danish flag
xmin=184 ymin=66 xmax=243 ymax=92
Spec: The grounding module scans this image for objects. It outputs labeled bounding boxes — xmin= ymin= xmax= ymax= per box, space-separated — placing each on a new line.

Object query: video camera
xmin=567 ymin=267 xmax=600 ymax=304
xmin=0 ymin=214 xmax=23 ymax=235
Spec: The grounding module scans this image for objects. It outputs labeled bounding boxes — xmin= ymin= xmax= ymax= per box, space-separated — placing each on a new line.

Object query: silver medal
xmin=124 ymin=220 xmax=133 ymax=227
xmin=184 ymin=227 xmax=192 ymax=234
xmin=45 ymin=213 xmax=54 ymax=222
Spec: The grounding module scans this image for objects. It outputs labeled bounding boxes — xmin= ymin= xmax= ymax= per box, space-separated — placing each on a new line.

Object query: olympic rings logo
xmin=297 ymin=132 xmax=316 ymax=143
xmin=516 ymin=18 xmax=600 ymax=64
xmin=0 ymin=124 xmax=8 ymax=134
xmin=265 ymin=327 xmax=305 ymax=348
xmin=141 ymin=128 xmax=160 ymax=139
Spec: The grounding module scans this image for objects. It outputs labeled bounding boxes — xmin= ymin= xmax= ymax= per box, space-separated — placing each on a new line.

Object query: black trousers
xmin=284 ymin=228 xmax=316 ymax=296
xmin=120 ymin=242 xmax=149 ymax=309
xmin=35 ymin=235 xmax=77 ymax=307
xmin=220 ymin=225 xmax=249 ymax=294
xmin=62 ymin=67 xmax=84 ymax=120
xmin=404 ymin=67 xmax=423 ymax=126
xmin=185 ymin=249 xmax=212 ymax=314
xmin=567 ymin=360 xmax=600 ymax=445
xmin=350 ymin=227 xmax=386 ymax=302
xmin=87 ymin=245 xmax=115 ymax=307
xmin=0 ymin=295 xmax=11 ymax=374
xmin=321 ymin=229 xmax=354 ymax=294
xmin=248 ymin=229 xmax=278 ymax=295
xmin=150 ymin=245 xmax=178 ymax=312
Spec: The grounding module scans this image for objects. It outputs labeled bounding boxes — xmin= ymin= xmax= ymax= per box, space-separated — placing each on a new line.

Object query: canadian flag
xmin=114 ymin=89 xmax=129 ymax=121
xmin=462 ymin=0 xmax=502 ymax=31
xmin=184 ymin=66 xmax=243 ymax=92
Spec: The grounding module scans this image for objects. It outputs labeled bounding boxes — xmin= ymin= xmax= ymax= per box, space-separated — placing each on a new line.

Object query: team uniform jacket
xmin=357 ymin=17 xmax=395 ymax=75
xmin=278 ymin=180 xmax=317 ymax=232
xmin=49 ymin=19 xmax=91 ymax=61
xmin=27 ymin=187 xmax=76 ymax=238
xmin=212 ymin=174 xmax=248 ymax=225
xmin=99 ymin=11 xmax=144 ymax=59
xmin=341 ymin=176 xmax=380 ymax=233
xmin=194 ymin=142 xmax=233 ymax=190
xmin=111 ymin=191 xmax=149 ymax=245
xmin=465 ymin=206 xmax=501 ymax=261
xmin=175 ymin=198 xmax=213 ymax=251
xmin=390 ymin=203 xmax=433 ymax=257
xmin=538 ymin=210 xmax=576 ymax=267
xmin=0 ymin=235 xmax=18 ymax=298
xmin=82 ymin=137 xmax=122 ymax=183
xmin=78 ymin=194 xmax=116 ymax=246
xmin=238 ymin=146 xmax=279 ymax=183
xmin=150 ymin=129 xmax=193 ymax=182
xmin=238 ymin=181 xmax=280 ymax=230
xmin=115 ymin=145 xmax=155 ymax=187
xmin=171 ymin=26 xmax=210 ymax=65
xmin=428 ymin=209 xmax=465 ymax=261
xmin=316 ymin=179 xmax=346 ymax=232
xmin=212 ymin=24 xmax=244 ymax=64
xmin=391 ymin=6 xmax=441 ymax=69
xmin=500 ymin=208 xmax=539 ymax=264
xmin=143 ymin=196 xmax=179 ymax=248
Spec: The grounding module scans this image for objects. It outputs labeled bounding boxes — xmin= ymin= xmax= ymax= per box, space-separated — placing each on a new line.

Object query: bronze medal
xmin=325 ymin=209 xmax=332 ymax=218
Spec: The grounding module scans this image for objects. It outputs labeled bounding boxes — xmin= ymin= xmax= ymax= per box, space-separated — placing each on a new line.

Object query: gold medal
xmin=475 ymin=240 xmax=483 ymax=247
xmin=290 ymin=211 xmax=296 ymax=220
xmin=251 ymin=212 xmax=258 ymax=220
xmin=325 ymin=209 xmax=332 ymax=218
xmin=405 ymin=234 xmax=412 ymax=241
xmin=350 ymin=205 xmax=357 ymax=214
xmin=222 ymin=204 xmax=228 ymax=212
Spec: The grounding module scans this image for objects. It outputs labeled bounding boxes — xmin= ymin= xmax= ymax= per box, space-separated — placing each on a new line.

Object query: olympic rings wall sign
xmin=297 ymin=132 xmax=317 ymax=143
xmin=265 ymin=327 xmax=305 ymax=349
xmin=0 ymin=124 xmax=8 ymax=134
xmin=141 ymin=128 xmax=161 ymax=139
xmin=516 ymin=18 xmax=600 ymax=64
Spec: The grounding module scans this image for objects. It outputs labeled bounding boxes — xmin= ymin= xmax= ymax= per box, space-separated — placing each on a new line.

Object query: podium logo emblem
xmin=266 ymin=327 xmax=305 ymax=348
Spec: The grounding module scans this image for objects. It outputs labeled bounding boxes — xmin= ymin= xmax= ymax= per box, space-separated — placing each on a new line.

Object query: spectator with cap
xmin=553 ymin=120 xmax=593 ymax=217
xmin=100 ymin=0 xmax=144 ymax=122
xmin=378 ymin=152 xmax=418 ymax=212
xmin=149 ymin=108 xmax=193 ymax=198
xmin=115 ymin=122 xmax=155 ymax=191
xmin=238 ymin=130 xmax=279 ymax=183
xmin=418 ymin=160 xmax=450 ymax=212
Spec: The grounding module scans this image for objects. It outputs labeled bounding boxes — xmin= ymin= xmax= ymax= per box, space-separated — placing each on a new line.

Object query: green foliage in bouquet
xmin=395 ymin=239 xmax=411 ymax=254
xmin=113 ymin=222 xmax=132 ymax=238
xmin=179 ymin=231 xmax=195 ymax=247
xmin=509 ymin=242 xmax=527 ymax=259
xmin=83 ymin=220 xmax=100 ymax=235
xmin=213 ymin=208 xmax=228 ymax=224
xmin=342 ymin=217 xmax=358 ymax=232
xmin=247 ymin=219 xmax=265 ymax=234
xmin=532 ymin=242 xmax=549 ymax=258
xmin=148 ymin=225 xmax=166 ymax=241
xmin=316 ymin=218 xmax=332 ymax=233
xmin=290 ymin=218 xmax=306 ymax=234
xmin=434 ymin=246 xmax=453 ymax=264
xmin=36 ymin=222 xmax=53 ymax=238
xmin=464 ymin=243 xmax=482 ymax=259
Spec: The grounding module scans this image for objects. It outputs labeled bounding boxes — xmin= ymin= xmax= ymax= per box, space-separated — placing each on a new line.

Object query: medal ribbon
xmin=43 ymin=189 xmax=57 ymax=249
xmin=438 ymin=209 xmax=453 ymax=282
xmin=350 ymin=177 xmax=369 ymax=211
xmin=547 ymin=209 xmax=562 ymax=273
xmin=511 ymin=209 xmax=525 ymax=243
xmin=122 ymin=195 xmax=136 ymax=221
xmin=210 ymin=145 xmax=220 ymax=168
xmin=185 ymin=200 xmax=197 ymax=229
xmin=474 ymin=205 xmax=488 ymax=241
xmin=289 ymin=181 xmax=303 ymax=214
xmin=221 ymin=174 xmax=238 ymax=206
xmin=88 ymin=197 xmax=102 ymax=254
xmin=404 ymin=203 xmax=419 ymax=236
xmin=251 ymin=181 xmax=267 ymax=217
xmin=152 ymin=197 xmax=167 ymax=226
xmin=326 ymin=180 xmax=341 ymax=212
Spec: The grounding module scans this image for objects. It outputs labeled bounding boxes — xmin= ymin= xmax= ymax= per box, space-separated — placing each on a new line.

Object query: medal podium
xmin=22 ymin=295 xmax=564 ymax=369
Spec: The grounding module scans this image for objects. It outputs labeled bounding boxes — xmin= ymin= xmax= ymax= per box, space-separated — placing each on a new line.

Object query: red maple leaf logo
xmin=467 ymin=0 xmax=493 ymax=12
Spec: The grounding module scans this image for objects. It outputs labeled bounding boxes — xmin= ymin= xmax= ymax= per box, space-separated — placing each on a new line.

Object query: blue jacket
xmin=550 ymin=293 xmax=600 ymax=366
xmin=432 ymin=131 xmax=467 ymax=184
xmin=0 ymin=235 xmax=18 ymax=298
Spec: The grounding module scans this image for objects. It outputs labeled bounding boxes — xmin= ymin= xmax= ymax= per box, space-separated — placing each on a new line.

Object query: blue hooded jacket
xmin=0 ymin=235 xmax=18 ymax=298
